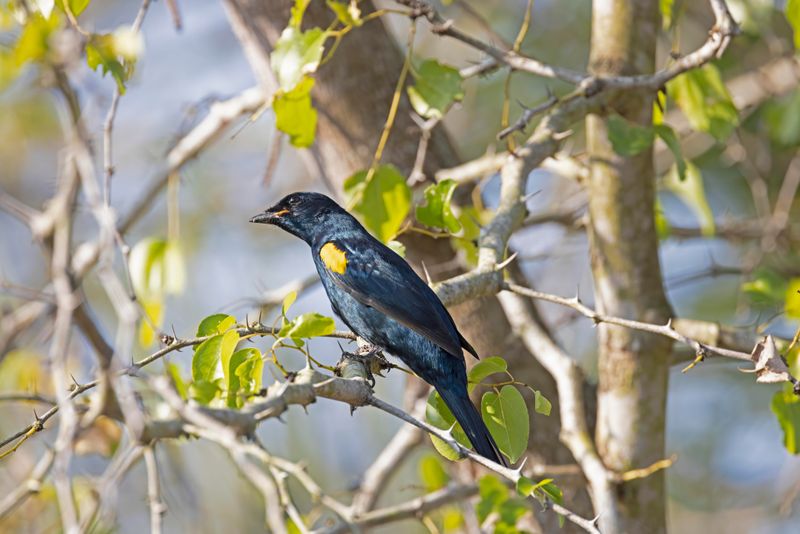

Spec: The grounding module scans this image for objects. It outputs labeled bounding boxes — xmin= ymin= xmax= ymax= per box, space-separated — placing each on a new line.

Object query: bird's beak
xmin=249 ymin=208 xmax=290 ymax=224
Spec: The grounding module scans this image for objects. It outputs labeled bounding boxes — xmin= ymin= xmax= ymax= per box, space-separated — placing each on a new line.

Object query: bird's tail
xmin=436 ymin=385 xmax=508 ymax=467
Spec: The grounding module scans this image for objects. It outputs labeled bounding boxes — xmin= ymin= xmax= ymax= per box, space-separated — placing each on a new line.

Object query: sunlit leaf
xmin=387 ymin=239 xmax=406 ymax=257
xmin=654 ymin=196 xmax=671 ymax=239
xmin=425 ymin=390 xmax=471 ymax=461
xmin=467 ymin=356 xmax=507 ymax=392
xmin=538 ymin=480 xmax=563 ymax=504
xmin=0 ymin=349 xmax=48 ymax=393
xmin=327 ymin=0 xmax=362 ymax=27
xmin=192 ymin=330 xmax=240 ymax=383
xmin=407 ymin=59 xmax=464 ymax=119
xmin=196 ymin=314 xmax=236 ymax=338
xmin=280 ymin=312 xmax=335 ymax=340
xmin=138 ymin=298 xmax=163 ymax=347
xmin=419 ymin=454 xmax=449 ymax=492
xmin=270 ymin=26 xmax=326 ymax=92
xmin=786 ymin=0 xmax=800 ymax=49
xmin=166 ymin=362 xmax=189 ymax=400
xmin=532 ymin=389 xmax=552 ymax=416
xmin=129 ymin=238 xmax=185 ymax=299
xmin=786 ymin=278 xmax=800 ymax=319
xmin=55 ymin=0 xmax=91 ymax=17
xmin=274 ymin=75 xmax=317 ymax=147
xmin=225 ymin=347 xmax=262 ymax=408
xmin=772 ymin=385 xmax=800 ymax=454
xmin=664 ymin=160 xmax=715 ymax=237
xmin=481 ymin=385 xmax=529 ymax=463
xmin=14 ymin=11 xmax=60 ymax=65
xmin=654 ymin=123 xmax=686 ymax=181
xmin=344 ymin=165 xmax=412 ymax=243
xmin=190 ymin=379 xmax=222 ymax=405
xmin=282 ymin=291 xmax=298 ymax=317
xmin=667 ymin=64 xmax=738 ymax=142
xmin=416 ymin=179 xmax=461 ymax=233
xmin=234 ymin=349 xmax=264 ymax=397
xmin=660 ymin=0 xmax=674 ymax=28
xmin=85 ymin=31 xmax=135 ymax=94
xmin=289 ymin=0 xmax=311 ymax=28
xmin=452 ymin=206 xmax=483 ymax=266
xmin=607 ymin=114 xmax=654 ymax=156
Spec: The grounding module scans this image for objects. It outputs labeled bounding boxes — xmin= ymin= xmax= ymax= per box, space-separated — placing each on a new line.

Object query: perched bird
xmin=250 ymin=192 xmax=506 ymax=465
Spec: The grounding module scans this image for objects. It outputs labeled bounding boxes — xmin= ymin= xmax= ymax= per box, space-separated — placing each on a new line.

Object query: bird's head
xmin=249 ymin=192 xmax=351 ymax=243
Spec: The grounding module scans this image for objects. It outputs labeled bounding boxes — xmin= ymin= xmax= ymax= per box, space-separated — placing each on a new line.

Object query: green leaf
xmin=664 ymin=160 xmax=715 ymax=237
xmin=166 ymin=362 xmax=189 ymax=400
xmin=345 ymin=165 xmax=412 ymax=243
xmin=532 ymin=389 xmax=552 ymax=416
xmin=452 ymin=206 xmax=483 ymax=266
xmin=226 ymin=348 xmax=263 ymax=408
xmin=763 ymin=89 xmax=800 ymax=147
xmin=196 ymin=314 xmax=237 ymax=338
xmin=274 ymin=75 xmax=317 ymax=147
xmin=497 ymin=497 xmax=528 ymax=528
xmin=476 ymin=475 xmax=508 ymax=523
xmin=387 ymin=239 xmax=406 ymax=257
xmin=415 ymin=179 xmax=461 ymax=233
xmin=192 ymin=330 xmax=240 ymax=383
xmin=667 ymin=64 xmax=738 ymax=142
xmin=270 ymin=27 xmax=326 ymax=92
xmin=786 ymin=278 xmax=800 ymax=320
xmin=772 ymin=386 xmax=800 ymax=453
xmin=538 ymin=480 xmax=563 ymax=504
xmin=289 ymin=0 xmax=311 ymax=28
xmin=467 ymin=356 xmax=508 ymax=391
xmin=282 ymin=291 xmax=298 ymax=317
xmin=654 ymin=197 xmax=671 ymax=239
xmin=280 ymin=312 xmax=335 ymax=340
xmin=660 ymin=0 xmax=674 ymax=28
xmin=742 ymin=268 xmax=788 ymax=307
xmin=14 ymin=11 xmax=60 ymax=65
xmin=516 ymin=475 xmax=535 ymax=496
xmin=481 ymin=386 xmax=530 ymax=463
xmin=327 ymin=0 xmax=362 ymax=27
xmin=654 ymin=124 xmax=686 ymax=181
xmin=56 ymin=0 xmax=91 ymax=17
xmin=607 ymin=114 xmax=655 ymax=156
xmin=128 ymin=238 xmax=185 ymax=299
xmin=235 ymin=349 xmax=265 ymax=395
xmin=190 ymin=379 xmax=221 ymax=405
xmin=419 ymin=454 xmax=449 ymax=492
xmin=425 ymin=390 xmax=471 ymax=461
xmin=129 ymin=238 xmax=165 ymax=299
xmin=85 ymin=32 xmax=134 ymax=94
xmin=138 ymin=298 xmax=163 ymax=348
xmin=407 ymin=59 xmax=464 ymax=119
xmin=787 ymin=0 xmax=800 ymax=49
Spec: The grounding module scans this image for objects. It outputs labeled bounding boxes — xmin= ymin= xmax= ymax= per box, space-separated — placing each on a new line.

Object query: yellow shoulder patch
xmin=320 ymin=242 xmax=347 ymax=274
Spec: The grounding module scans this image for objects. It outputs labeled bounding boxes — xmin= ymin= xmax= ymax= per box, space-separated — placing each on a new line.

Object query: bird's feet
xmin=335 ymin=345 xmax=393 ymax=388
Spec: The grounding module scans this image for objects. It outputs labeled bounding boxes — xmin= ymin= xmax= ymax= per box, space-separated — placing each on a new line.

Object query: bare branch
xmin=143 ymin=446 xmax=166 ymax=534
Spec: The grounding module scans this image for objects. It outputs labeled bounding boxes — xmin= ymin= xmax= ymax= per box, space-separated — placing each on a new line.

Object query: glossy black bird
xmin=250 ymin=192 xmax=505 ymax=465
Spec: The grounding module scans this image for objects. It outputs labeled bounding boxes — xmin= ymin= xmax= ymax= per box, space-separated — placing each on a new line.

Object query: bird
xmin=250 ymin=191 xmax=506 ymax=465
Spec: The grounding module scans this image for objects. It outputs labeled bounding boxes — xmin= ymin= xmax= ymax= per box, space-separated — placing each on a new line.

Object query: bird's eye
xmin=288 ymin=196 xmax=300 ymax=206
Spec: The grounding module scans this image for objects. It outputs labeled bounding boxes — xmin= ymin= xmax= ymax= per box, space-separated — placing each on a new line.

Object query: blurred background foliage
xmin=1 ymin=0 xmax=800 ymax=532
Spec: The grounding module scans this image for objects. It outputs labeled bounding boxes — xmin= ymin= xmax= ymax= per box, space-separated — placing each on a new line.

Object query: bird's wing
xmin=319 ymin=237 xmax=474 ymax=359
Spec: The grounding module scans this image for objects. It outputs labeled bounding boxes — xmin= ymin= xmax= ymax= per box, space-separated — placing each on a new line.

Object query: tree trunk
xmin=222 ymin=0 xmax=591 ymax=528
xmin=586 ymin=1 xmax=673 ymax=532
